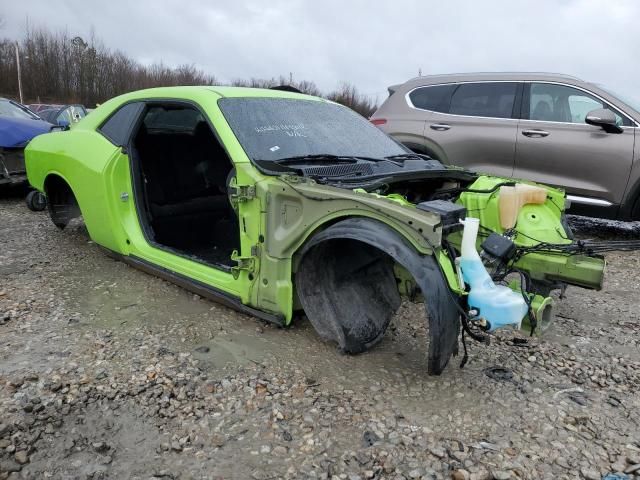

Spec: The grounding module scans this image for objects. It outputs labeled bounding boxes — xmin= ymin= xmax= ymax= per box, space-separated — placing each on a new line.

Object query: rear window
xmin=408 ymin=85 xmax=456 ymax=113
xmin=143 ymin=107 xmax=204 ymax=130
xmin=449 ymin=82 xmax=518 ymax=119
xmin=99 ymin=102 xmax=144 ymax=146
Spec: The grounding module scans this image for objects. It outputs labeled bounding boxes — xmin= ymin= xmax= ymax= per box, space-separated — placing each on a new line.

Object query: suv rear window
xmin=449 ymin=82 xmax=518 ymax=119
xmin=408 ymin=85 xmax=456 ymax=113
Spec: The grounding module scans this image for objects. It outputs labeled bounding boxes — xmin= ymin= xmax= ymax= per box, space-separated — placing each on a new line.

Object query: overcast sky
xmin=2 ymin=0 xmax=639 ymax=103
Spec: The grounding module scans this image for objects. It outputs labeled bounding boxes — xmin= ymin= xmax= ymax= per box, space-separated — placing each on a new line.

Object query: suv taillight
xmin=370 ymin=118 xmax=387 ymax=126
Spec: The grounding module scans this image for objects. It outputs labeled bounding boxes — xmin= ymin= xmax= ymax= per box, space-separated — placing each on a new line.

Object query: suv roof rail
xmin=402 ymin=71 xmax=584 ymax=83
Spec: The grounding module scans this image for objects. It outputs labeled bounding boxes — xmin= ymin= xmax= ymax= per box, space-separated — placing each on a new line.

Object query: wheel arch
xmin=43 ymin=172 xmax=82 ymax=229
xmin=621 ymin=179 xmax=640 ymax=220
xmin=293 ymin=216 xmax=460 ymax=375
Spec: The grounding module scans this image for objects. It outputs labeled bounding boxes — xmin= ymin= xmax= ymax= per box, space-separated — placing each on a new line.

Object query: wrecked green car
xmin=25 ymin=86 xmax=605 ymax=374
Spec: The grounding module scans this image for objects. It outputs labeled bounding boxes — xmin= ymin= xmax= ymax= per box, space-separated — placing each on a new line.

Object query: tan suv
xmin=371 ymin=73 xmax=640 ymax=220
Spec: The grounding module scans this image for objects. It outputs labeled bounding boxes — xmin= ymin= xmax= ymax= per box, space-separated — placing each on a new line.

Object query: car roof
xmin=382 ymin=72 xmax=640 ymax=125
xmin=112 ymin=85 xmax=322 ymax=101
xmin=76 ymin=86 xmax=327 ymax=131
xmin=399 ymin=72 xmax=584 ymax=88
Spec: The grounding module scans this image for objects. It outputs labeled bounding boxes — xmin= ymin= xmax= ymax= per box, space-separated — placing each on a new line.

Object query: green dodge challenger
xmin=25 ymin=86 xmax=605 ymax=374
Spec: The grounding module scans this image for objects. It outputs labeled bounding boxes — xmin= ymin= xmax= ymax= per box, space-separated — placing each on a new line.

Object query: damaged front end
xmin=289 ymin=164 xmax=605 ymax=375
xmin=451 ymin=176 xmax=605 ymax=337
xmin=381 ymin=171 xmax=605 ymax=345
xmin=0 ymin=147 xmax=27 ymax=185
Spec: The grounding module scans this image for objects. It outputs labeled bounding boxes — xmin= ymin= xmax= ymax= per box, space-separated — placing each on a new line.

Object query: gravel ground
xmin=1 ymin=192 xmax=640 ymax=480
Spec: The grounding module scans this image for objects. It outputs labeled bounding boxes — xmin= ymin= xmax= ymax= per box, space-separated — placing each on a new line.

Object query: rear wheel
xmin=631 ymin=195 xmax=640 ymax=221
xmin=25 ymin=190 xmax=47 ymax=212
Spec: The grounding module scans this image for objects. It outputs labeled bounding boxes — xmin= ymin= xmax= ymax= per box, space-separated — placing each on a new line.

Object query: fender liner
xmin=44 ymin=173 xmax=81 ymax=229
xmin=295 ymin=217 xmax=460 ymax=375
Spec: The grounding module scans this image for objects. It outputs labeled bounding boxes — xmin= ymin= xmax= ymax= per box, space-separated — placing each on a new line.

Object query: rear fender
xmin=295 ymin=217 xmax=460 ymax=375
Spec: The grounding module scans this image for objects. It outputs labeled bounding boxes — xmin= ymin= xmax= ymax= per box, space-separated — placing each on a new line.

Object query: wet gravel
xmin=1 ymin=194 xmax=640 ymax=480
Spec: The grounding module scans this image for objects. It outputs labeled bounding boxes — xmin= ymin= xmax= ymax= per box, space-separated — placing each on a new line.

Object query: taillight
xmin=370 ymin=118 xmax=387 ymax=126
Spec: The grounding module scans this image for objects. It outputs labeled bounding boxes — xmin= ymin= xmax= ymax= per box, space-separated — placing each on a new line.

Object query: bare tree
xmin=327 ymin=82 xmax=378 ymax=118
xmin=0 ymin=27 xmax=218 ymax=106
xmin=0 ymin=25 xmax=378 ymax=115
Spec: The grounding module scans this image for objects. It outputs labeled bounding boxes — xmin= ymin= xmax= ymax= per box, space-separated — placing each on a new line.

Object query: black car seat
xmin=137 ymin=121 xmax=230 ymax=220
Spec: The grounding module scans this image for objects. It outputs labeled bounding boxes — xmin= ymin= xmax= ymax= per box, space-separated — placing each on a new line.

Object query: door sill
xmin=103 ymin=249 xmax=285 ymax=326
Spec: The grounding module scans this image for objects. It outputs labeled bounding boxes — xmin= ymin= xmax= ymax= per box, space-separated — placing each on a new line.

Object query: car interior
xmin=530 ymin=95 xmax=572 ymax=122
xmin=131 ymin=104 xmax=239 ymax=268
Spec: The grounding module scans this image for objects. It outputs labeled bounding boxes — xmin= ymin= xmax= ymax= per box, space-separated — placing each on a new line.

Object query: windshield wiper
xmin=384 ymin=153 xmax=423 ymax=161
xmin=272 ymin=154 xmax=387 ymax=165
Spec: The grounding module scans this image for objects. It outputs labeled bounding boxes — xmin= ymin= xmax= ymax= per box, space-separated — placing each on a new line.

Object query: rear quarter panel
xmin=372 ymin=92 xmax=429 ymax=152
xmin=25 ymin=128 xmax=121 ymax=250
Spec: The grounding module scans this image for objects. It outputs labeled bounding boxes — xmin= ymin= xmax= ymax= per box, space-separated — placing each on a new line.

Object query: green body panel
xmin=457 ymin=175 xmax=569 ymax=245
xmin=26 ymin=87 xmax=284 ymax=303
xmin=25 ymin=86 xmax=604 ymax=333
xmin=25 ymin=86 xmax=449 ymax=323
xmin=252 ymin=177 xmax=447 ymax=318
xmin=522 ymin=294 xmax=553 ymax=335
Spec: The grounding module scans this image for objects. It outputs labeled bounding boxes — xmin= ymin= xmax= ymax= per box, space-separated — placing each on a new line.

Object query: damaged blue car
xmin=0 ymin=98 xmax=53 ymax=187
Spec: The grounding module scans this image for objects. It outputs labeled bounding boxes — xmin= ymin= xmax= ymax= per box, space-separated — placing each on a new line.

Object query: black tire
xmin=25 ymin=190 xmax=47 ymax=212
xmin=631 ymin=195 xmax=640 ymax=221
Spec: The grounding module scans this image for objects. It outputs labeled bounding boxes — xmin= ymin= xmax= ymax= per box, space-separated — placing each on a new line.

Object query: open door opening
xmin=131 ymin=103 xmax=239 ymax=268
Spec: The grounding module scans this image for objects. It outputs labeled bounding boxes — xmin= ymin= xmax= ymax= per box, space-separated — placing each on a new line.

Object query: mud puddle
xmin=50 ymin=237 xmax=464 ymax=400
xmin=28 ymin=208 xmax=640 ymax=426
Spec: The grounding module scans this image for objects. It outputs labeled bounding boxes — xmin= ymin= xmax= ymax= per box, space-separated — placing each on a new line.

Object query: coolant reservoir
xmin=499 ymin=184 xmax=547 ymax=229
xmin=459 ymin=218 xmax=528 ymax=331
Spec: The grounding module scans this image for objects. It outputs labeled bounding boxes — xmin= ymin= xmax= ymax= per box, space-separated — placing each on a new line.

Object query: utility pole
xmin=15 ymin=41 xmax=24 ymax=104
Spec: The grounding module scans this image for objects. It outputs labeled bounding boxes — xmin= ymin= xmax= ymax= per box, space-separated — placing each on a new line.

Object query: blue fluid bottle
xmin=459 ymin=218 xmax=528 ymax=332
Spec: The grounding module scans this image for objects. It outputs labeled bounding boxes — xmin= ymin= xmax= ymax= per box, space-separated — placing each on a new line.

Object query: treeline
xmin=0 ymin=27 xmax=378 ymax=117
xmin=231 ymin=76 xmax=378 ymax=117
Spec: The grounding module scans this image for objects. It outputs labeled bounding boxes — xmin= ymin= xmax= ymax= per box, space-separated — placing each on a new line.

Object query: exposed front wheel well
xmin=296 ymin=238 xmax=401 ymax=354
xmin=294 ymin=217 xmax=460 ymax=375
xmin=44 ymin=174 xmax=81 ymax=229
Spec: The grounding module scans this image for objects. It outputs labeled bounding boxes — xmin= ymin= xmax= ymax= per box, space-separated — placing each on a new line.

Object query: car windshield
xmin=218 ymin=97 xmax=408 ymax=162
xmin=0 ymin=99 xmax=40 ymax=120
xmin=596 ymin=84 xmax=640 ymax=114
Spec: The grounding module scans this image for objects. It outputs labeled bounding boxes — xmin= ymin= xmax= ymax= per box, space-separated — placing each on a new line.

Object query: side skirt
xmin=106 ymin=250 xmax=285 ymax=327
